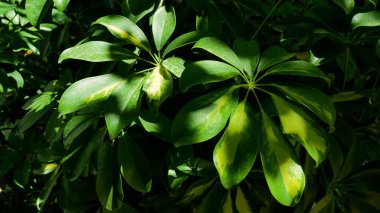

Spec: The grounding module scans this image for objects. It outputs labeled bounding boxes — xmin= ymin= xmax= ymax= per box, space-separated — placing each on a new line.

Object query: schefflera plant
xmin=172 ymin=37 xmax=336 ymax=206
xmin=56 ymin=5 xmax=202 ymax=210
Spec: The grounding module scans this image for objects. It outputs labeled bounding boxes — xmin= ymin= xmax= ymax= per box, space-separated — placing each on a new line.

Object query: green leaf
xmin=193 ymin=37 xmax=243 ymax=70
xmin=233 ymin=38 xmax=260 ymax=79
xmin=103 ymin=203 xmax=140 ymax=213
xmin=213 ymin=101 xmax=259 ymax=189
xmin=105 ymin=74 xmax=145 ymax=139
xmin=96 ymin=142 xmax=123 ymax=210
xmin=0 ymin=2 xmax=15 ymax=16
xmin=118 ymin=135 xmax=152 ymax=193
xmin=222 ymin=190 xmax=233 ymax=213
xmin=352 ymin=11 xmax=380 ymax=29
xmin=260 ymin=111 xmax=305 ymax=206
xmin=92 ymin=15 xmax=151 ymax=52
xmin=138 ymin=110 xmax=172 ymax=141
xmin=13 ymin=161 xmax=31 ymax=189
xmin=53 ymin=0 xmax=70 ymax=11
xmin=257 ymin=46 xmax=295 ymax=72
xmin=265 ymin=61 xmax=330 ymax=85
xmin=58 ymin=41 xmax=138 ymax=63
xmin=162 ymin=57 xmax=185 ymax=78
xmin=179 ymin=178 xmax=215 ymax=204
xmin=143 ymin=66 xmax=173 ymax=110
xmin=37 ymin=169 xmax=60 ymax=210
xmin=163 ymin=31 xmax=204 ymax=57
xmin=172 ymin=87 xmax=239 ymax=147
xmin=180 ymin=60 xmax=240 ymax=92
xmin=44 ymin=109 xmax=64 ymax=143
xmin=58 ymin=73 xmax=125 ymax=115
xmin=271 ymin=95 xmax=329 ymax=166
xmin=332 ymin=0 xmax=354 ymax=14
xmin=25 ymin=0 xmax=48 ymax=26
xmin=236 ymin=186 xmax=253 ymax=213
xmin=272 ymin=84 xmax=336 ymax=128
xmin=152 ymin=6 xmax=176 ymax=51
xmin=63 ymin=114 xmax=98 ymax=148
xmin=195 ymin=183 xmax=225 ymax=213
xmin=376 ymin=39 xmax=380 ymax=58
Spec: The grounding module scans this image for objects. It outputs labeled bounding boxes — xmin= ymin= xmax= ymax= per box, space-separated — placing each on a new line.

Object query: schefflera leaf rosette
xmin=172 ymin=37 xmax=335 ymax=206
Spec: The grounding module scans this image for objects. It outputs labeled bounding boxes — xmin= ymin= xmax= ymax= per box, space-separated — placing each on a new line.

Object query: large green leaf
xmin=352 ymin=11 xmax=380 ymax=29
xmin=213 ymin=101 xmax=259 ymax=189
xmin=180 ymin=60 xmax=240 ymax=92
xmin=96 ymin=142 xmax=123 ymax=210
xmin=172 ymin=87 xmax=239 ymax=147
xmin=260 ymin=111 xmax=305 ymax=206
xmin=53 ymin=0 xmax=70 ymax=11
xmin=143 ymin=66 xmax=173 ymax=110
xmin=92 ymin=15 xmax=151 ymax=51
xmin=193 ymin=37 xmax=243 ymax=70
xmin=118 ymin=136 xmax=152 ymax=193
xmin=105 ymin=74 xmax=145 ymax=139
xmin=257 ymin=46 xmax=295 ymax=72
xmin=163 ymin=31 xmax=204 ymax=57
xmin=152 ymin=6 xmax=176 ymax=51
xmin=333 ymin=0 xmax=354 ymax=14
xmin=264 ymin=61 xmax=330 ymax=85
xmin=272 ymin=95 xmax=329 ymax=166
xmin=58 ymin=73 xmax=125 ymax=115
xmin=58 ymin=41 xmax=138 ymax=63
xmin=25 ymin=0 xmax=48 ymax=26
xmin=233 ymin=38 xmax=259 ymax=79
xmin=272 ymin=84 xmax=336 ymax=128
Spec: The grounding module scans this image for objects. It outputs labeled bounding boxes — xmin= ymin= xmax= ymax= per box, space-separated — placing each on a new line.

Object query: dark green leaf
xmin=162 ymin=57 xmax=185 ymax=78
xmin=257 ymin=46 xmax=295 ymax=72
xmin=13 ymin=161 xmax=30 ymax=189
xmin=195 ymin=183 xmax=225 ymax=213
xmin=163 ymin=31 xmax=204 ymax=57
xmin=37 ymin=169 xmax=60 ymax=210
xmin=352 ymin=11 xmax=380 ymax=29
xmin=233 ymin=38 xmax=259 ymax=79
xmin=172 ymin=87 xmax=239 ymax=147
xmin=63 ymin=114 xmax=98 ymax=148
xmin=332 ymin=0 xmax=354 ymax=14
xmin=376 ymin=38 xmax=380 ymax=58
xmin=44 ymin=110 xmax=64 ymax=143
xmin=138 ymin=110 xmax=172 ymax=141
xmin=179 ymin=178 xmax=215 ymax=204
xmin=152 ymin=6 xmax=176 ymax=51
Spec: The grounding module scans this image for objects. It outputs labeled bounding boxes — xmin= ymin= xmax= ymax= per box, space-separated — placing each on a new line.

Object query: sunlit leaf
xmin=152 ymin=6 xmax=176 ymax=51
xmin=0 ymin=2 xmax=15 ymax=15
xmin=236 ymin=186 xmax=253 ymax=213
xmin=162 ymin=57 xmax=185 ymax=78
xmin=143 ymin=66 xmax=173 ymax=110
xmin=179 ymin=178 xmax=215 ymax=204
xmin=25 ymin=0 xmax=48 ymax=26
xmin=352 ymin=11 xmax=380 ymax=29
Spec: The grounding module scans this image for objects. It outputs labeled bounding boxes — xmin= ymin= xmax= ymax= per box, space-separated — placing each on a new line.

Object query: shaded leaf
xmin=179 ymin=178 xmax=215 ymax=204
xmin=53 ymin=0 xmax=70 ymax=11
xmin=37 ymin=169 xmax=60 ymax=210
xmin=63 ymin=114 xmax=98 ymax=148
xmin=236 ymin=186 xmax=253 ymax=213
xmin=163 ymin=31 xmax=204 ymax=57
xmin=233 ymin=38 xmax=259 ymax=79
xmin=257 ymin=46 xmax=295 ymax=72
xmin=332 ymin=0 xmax=354 ymax=14
xmin=152 ymin=6 xmax=176 ymax=51
xmin=195 ymin=183 xmax=225 ymax=213
xmin=138 ymin=110 xmax=172 ymax=141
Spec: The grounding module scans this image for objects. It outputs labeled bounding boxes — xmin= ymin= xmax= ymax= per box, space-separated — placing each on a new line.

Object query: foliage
xmin=1 ymin=0 xmax=380 ymax=212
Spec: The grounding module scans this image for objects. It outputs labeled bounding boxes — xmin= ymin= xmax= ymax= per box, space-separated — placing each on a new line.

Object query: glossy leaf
xmin=152 ymin=6 xmax=176 ymax=51
xmin=179 ymin=178 xmax=215 ymax=204
xmin=260 ymin=111 xmax=305 ymax=206
xmin=118 ymin=135 xmax=152 ymax=193
xmin=273 ymin=84 xmax=336 ymax=128
xmin=58 ymin=73 xmax=125 ymax=115
xmin=96 ymin=142 xmax=123 ymax=210
xmin=63 ymin=114 xmax=98 ymax=147
xmin=162 ymin=57 xmax=185 ymax=78
xmin=37 ymin=169 xmax=60 ymax=210
xmin=105 ymin=74 xmax=145 ymax=139
xmin=180 ymin=60 xmax=240 ymax=92
xmin=172 ymin=87 xmax=239 ymax=147
xmin=233 ymin=38 xmax=259 ymax=79
xmin=53 ymin=0 xmax=70 ymax=11
xmin=213 ymin=101 xmax=259 ymax=189
xmin=58 ymin=41 xmax=138 ymax=63
xmin=352 ymin=11 xmax=380 ymax=29
xmin=257 ymin=46 xmax=295 ymax=72
xmin=265 ymin=61 xmax=330 ymax=85
xmin=193 ymin=37 xmax=243 ymax=70
xmin=333 ymin=0 xmax=354 ymax=14
xmin=138 ymin=110 xmax=172 ymax=141
xmin=25 ymin=0 xmax=47 ymax=26
xmin=143 ymin=66 xmax=173 ymax=110
xmin=272 ymin=95 xmax=329 ymax=166
xmin=93 ymin=15 xmax=151 ymax=51
xmin=163 ymin=31 xmax=204 ymax=57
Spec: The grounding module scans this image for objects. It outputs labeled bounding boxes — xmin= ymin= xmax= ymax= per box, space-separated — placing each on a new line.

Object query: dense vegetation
xmin=1 ymin=0 xmax=380 ymax=212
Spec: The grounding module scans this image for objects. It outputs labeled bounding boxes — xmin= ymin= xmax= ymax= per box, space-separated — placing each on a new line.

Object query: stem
xmin=137 ymin=56 xmax=157 ymax=66
xmin=342 ymin=47 xmax=350 ymax=91
xmin=250 ymin=0 xmax=283 ymax=40
xmin=253 ymin=72 xmax=269 ymax=83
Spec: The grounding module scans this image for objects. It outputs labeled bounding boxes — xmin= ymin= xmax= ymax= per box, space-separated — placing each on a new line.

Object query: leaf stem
xmin=250 ymin=0 xmax=283 ymax=40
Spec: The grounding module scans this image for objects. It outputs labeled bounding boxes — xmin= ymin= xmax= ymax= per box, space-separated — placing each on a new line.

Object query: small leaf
xmin=272 ymin=95 xmax=329 ymax=166
xmin=163 ymin=31 xmax=204 ymax=57
xmin=180 ymin=60 xmax=240 ymax=92
xmin=193 ymin=37 xmax=243 ymax=70
xmin=53 ymin=0 xmax=70 ymax=11
xmin=172 ymin=87 xmax=239 ymax=147
xmin=37 ymin=169 xmax=60 ymax=210
xmin=260 ymin=111 xmax=305 ymax=206
xmin=58 ymin=41 xmax=138 ymax=63
xmin=162 ymin=57 xmax=185 ymax=78
xmin=222 ymin=190 xmax=233 ymax=213
xmin=213 ymin=101 xmax=259 ymax=189
xmin=25 ymin=0 xmax=48 ymax=26
xmin=58 ymin=73 xmax=125 ymax=115
xmin=233 ymin=38 xmax=260 ymax=79
xmin=152 ymin=6 xmax=176 ymax=51
xmin=138 ymin=110 xmax=172 ymax=141
xmin=118 ymin=135 xmax=152 ymax=193
xmin=105 ymin=74 xmax=145 ymax=139
xmin=332 ymin=0 xmax=354 ymax=14
xmin=265 ymin=61 xmax=330 ymax=85
xmin=179 ymin=178 xmax=215 ymax=204
xmin=257 ymin=46 xmax=295 ymax=72
xmin=352 ymin=11 xmax=380 ymax=29
xmin=236 ymin=186 xmax=253 ymax=213
xmin=93 ymin=15 xmax=151 ymax=51
xmin=143 ymin=66 xmax=173 ymax=110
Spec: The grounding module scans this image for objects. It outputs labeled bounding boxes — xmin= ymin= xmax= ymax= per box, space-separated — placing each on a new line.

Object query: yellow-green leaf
xmin=143 ymin=66 xmax=173 ymax=110
xmin=236 ymin=186 xmax=253 ymax=213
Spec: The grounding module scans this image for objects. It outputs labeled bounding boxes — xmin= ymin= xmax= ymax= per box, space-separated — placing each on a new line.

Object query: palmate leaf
xmin=233 ymin=38 xmax=260 ymax=79
xmin=271 ymin=95 xmax=329 ymax=166
xmin=152 ymin=6 xmax=176 ymax=51
xmin=213 ymin=101 xmax=259 ymax=189
xmin=260 ymin=111 xmax=305 ymax=206
xmin=172 ymin=87 xmax=239 ymax=147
